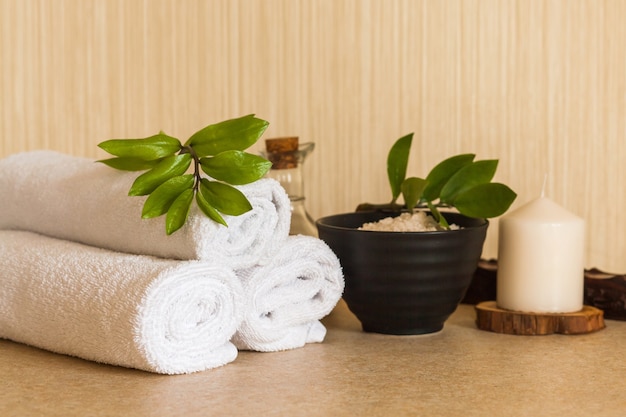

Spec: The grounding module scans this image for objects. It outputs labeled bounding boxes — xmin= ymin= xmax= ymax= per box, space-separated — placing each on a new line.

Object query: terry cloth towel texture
xmin=0 ymin=150 xmax=291 ymax=269
xmin=232 ymin=235 xmax=344 ymax=352
xmin=0 ymin=230 xmax=244 ymax=375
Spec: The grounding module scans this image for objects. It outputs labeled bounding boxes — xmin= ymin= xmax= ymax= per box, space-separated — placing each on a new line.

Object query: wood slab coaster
xmin=475 ymin=301 xmax=606 ymax=335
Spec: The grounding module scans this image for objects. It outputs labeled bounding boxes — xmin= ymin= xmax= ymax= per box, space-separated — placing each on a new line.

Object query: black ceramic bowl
xmin=316 ymin=211 xmax=488 ymax=335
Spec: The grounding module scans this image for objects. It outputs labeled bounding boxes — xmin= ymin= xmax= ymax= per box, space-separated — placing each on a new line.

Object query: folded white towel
xmin=232 ymin=235 xmax=344 ymax=352
xmin=0 ymin=230 xmax=244 ymax=374
xmin=0 ymin=150 xmax=290 ymax=269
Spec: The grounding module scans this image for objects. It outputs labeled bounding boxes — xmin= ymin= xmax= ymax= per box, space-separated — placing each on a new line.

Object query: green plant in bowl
xmin=317 ymin=133 xmax=518 ymax=334
xmin=357 ymin=132 xmax=517 ymax=228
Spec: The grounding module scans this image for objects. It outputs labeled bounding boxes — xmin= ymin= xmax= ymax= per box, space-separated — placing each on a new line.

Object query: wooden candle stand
xmin=475 ymin=301 xmax=605 ymax=335
xmin=463 ymin=259 xmax=626 ymax=321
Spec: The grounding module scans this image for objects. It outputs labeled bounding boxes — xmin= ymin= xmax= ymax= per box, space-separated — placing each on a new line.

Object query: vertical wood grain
xmin=1 ymin=0 xmax=625 ymax=271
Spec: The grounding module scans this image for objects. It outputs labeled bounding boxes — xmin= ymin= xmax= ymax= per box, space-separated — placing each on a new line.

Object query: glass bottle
xmin=262 ymin=137 xmax=318 ymax=237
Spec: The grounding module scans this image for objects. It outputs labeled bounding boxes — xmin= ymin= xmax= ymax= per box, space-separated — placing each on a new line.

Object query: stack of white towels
xmin=0 ymin=150 xmax=344 ymax=374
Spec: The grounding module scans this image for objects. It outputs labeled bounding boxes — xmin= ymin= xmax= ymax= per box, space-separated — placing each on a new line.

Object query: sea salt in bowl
xmin=359 ymin=211 xmax=461 ymax=232
xmin=316 ymin=210 xmax=488 ymax=335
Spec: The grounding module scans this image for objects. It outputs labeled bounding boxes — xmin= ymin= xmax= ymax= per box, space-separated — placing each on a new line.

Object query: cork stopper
xmin=265 ymin=137 xmax=299 ymax=169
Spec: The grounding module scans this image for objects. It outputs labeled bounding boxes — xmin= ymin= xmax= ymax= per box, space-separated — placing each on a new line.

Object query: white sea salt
xmin=359 ymin=211 xmax=460 ymax=232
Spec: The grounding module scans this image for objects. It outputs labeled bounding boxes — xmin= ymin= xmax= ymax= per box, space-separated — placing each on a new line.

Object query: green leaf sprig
xmin=97 ymin=114 xmax=272 ymax=235
xmin=384 ymin=133 xmax=517 ymax=229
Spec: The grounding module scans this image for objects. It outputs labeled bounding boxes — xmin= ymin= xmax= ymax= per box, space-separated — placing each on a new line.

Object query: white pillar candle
xmin=496 ymin=196 xmax=585 ymax=313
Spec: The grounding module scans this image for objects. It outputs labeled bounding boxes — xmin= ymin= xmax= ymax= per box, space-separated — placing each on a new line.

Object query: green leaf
xmin=200 ymin=151 xmax=272 ymax=185
xmin=96 ymin=157 xmax=162 ymax=171
xmin=141 ymin=174 xmax=194 ymax=219
xmin=387 ymin=133 xmax=414 ymax=203
xmin=422 ymin=153 xmax=475 ymax=202
xmin=98 ymin=133 xmax=182 ymax=160
xmin=185 ymin=114 xmax=269 ymax=157
xmin=128 ymin=153 xmax=192 ymax=196
xmin=427 ymin=201 xmax=450 ymax=229
xmin=196 ymin=191 xmax=228 ymax=227
xmin=401 ymin=177 xmax=428 ymax=212
xmin=453 ymin=183 xmax=518 ymax=218
xmin=439 ymin=160 xmax=498 ymax=204
xmin=165 ymin=188 xmax=194 ymax=235
xmin=199 ymin=178 xmax=252 ymax=216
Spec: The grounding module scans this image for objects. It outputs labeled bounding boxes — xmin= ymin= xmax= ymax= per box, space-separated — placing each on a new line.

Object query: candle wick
xmin=541 ymin=173 xmax=548 ymax=198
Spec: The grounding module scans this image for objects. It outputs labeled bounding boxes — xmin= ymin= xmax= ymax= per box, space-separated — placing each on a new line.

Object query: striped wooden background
xmin=2 ymin=0 xmax=625 ymax=271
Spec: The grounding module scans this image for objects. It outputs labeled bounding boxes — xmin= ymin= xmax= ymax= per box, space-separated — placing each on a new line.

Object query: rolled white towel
xmin=0 ymin=150 xmax=290 ymax=269
xmin=0 ymin=230 xmax=244 ymax=374
xmin=232 ymin=235 xmax=344 ymax=352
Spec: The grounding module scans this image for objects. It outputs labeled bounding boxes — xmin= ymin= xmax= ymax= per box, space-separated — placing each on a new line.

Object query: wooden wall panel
xmin=1 ymin=0 xmax=625 ymax=271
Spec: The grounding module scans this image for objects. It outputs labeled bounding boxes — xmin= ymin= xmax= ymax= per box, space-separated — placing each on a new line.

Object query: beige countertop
xmin=1 ymin=300 xmax=624 ymax=417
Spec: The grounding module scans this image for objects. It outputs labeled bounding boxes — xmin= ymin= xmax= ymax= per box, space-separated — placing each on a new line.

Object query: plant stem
xmin=180 ymin=145 xmax=202 ymax=192
xmin=427 ymin=202 xmax=450 ymax=229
